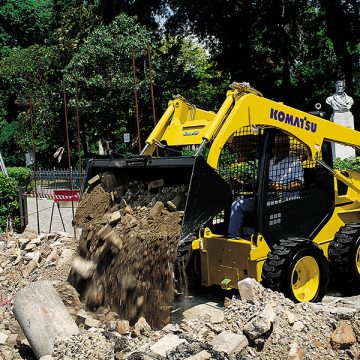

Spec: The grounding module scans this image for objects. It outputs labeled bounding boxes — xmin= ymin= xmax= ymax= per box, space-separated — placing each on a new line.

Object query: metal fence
xmin=31 ymin=168 xmax=85 ymax=197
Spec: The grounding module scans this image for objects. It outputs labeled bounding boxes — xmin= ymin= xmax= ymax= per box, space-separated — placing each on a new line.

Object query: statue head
xmin=335 ymin=80 xmax=345 ymax=95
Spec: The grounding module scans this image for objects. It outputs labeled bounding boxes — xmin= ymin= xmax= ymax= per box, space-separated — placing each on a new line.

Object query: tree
xmin=0 ymin=0 xmax=55 ymax=51
xmin=64 ymin=13 xmax=152 ymax=153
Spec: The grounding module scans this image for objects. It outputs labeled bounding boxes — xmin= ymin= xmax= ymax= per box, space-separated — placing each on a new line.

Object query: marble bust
xmin=326 ymin=80 xmax=354 ymax=112
xmin=325 ymin=80 xmax=355 ymax=159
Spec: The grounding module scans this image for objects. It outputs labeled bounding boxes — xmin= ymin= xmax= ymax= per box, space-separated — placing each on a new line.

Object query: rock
xmin=183 ymin=303 xmax=224 ymax=323
xmin=6 ymin=334 xmax=17 ymax=347
xmin=331 ymin=321 xmax=356 ymax=349
xmin=288 ymin=342 xmax=304 ymax=360
xmin=166 ymin=200 xmax=177 ymax=212
xmin=121 ymin=214 xmax=138 ymax=228
xmin=238 ymin=278 xmax=258 ymax=301
xmin=148 ymin=179 xmax=164 ymax=191
xmin=96 ymin=224 xmax=113 ymax=240
xmin=56 ymin=248 xmax=74 ymax=269
xmin=18 ymin=238 xmax=30 ymax=249
xmin=185 ymin=350 xmax=211 ymax=360
xmin=75 ymin=309 xmax=89 ymax=325
xmin=210 ymin=331 xmax=248 ymax=355
xmin=71 ymin=257 xmax=96 ymax=279
xmin=45 ymin=249 xmax=59 ymax=265
xmin=88 ymin=174 xmax=101 ymax=186
xmin=116 ymin=320 xmax=130 ymax=335
xmin=243 ymin=303 xmax=276 ymax=340
xmin=39 ymin=356 xmax=55 ymax=360
xmin=13 ymin=281 xmax=79 ymax=358
xmin=84 ymin=317 xmax=101 ymax=329
xmin=22 ymin=259 xmax=38 ymax=278
xmin=109 ymin=211 xmax=121 ymax=225
xmin=150 ymin=334 xmax=187 ymax=357
xmin=133 ymin=317 xmax=151 ymax=337
xmin=24 ymin=243 xmax=37 ymax=252
xmin=285 ymin=310 xmax=295 ymax=325
xmin=149 ymin=201 xmax=164 ymax=218
xmin=0 ymin=332 xmax=9 ymax=345
xmin=293 ymin=321 xmax=305 ymax=332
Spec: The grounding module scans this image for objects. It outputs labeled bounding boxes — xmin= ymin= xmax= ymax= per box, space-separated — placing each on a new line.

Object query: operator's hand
xmin=269 ymin=181 xmax=285 ymax=191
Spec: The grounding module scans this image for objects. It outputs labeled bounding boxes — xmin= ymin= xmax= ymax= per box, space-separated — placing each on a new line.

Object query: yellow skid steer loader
xmin=84 ymin=83 xmax=360 ymax=302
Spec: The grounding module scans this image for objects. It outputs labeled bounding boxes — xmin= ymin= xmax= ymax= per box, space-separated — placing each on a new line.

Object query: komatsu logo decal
xmin=270 ymin=108 xmax=317 ymax=133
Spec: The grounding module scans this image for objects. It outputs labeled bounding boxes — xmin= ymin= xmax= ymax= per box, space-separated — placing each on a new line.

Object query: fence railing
xmin=30 ymin=168 xmax=85 ymax=197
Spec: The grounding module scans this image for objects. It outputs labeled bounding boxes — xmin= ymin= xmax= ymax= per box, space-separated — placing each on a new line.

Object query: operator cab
xmin=214 ymin=127 xmax=334 ymax=246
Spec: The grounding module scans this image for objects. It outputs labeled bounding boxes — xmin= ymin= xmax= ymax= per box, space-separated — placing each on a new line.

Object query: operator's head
xmin=335 ymin=80 xmax=345 ymax=95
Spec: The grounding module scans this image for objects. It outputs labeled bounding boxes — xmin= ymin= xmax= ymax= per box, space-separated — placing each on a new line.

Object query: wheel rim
xmin=291 ymin=256 xmax=320 ymax=302
xmin=356 ymin=245 xmax=360 ymax=275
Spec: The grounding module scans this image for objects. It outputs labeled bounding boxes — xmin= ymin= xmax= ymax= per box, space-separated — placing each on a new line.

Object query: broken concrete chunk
xmin=243 ymin=303 xmax=276 ymax=340
xmin=71 ymin=257 xmax=96 ymax=279
xmin=134 ymin=317 xmax=151 ymax=337
xmin=84 ymin=317 xmax=101 ymax=329
xmin=210 ymin=331 xmax=248 ymax=355
xmin=109 ymin=211 xmax=121 ymax=225
xmin=75 ymin=309 xmax=89 ymax=325
xmin=148 ymin=179 xmax=164 ymax=191
xmin=0 ymin=331 xmax=9 ymax=345
xmin=166 ymin=200 xmax=177 ymax=212
xmin=88 ymin=174 xmax=101 ymax=186
xmin=97 ymin=224 xmax=113 ymax=239
xmin=104 ymin=230 xmax=123 ymax=250
xmin=288 ymin=341 xmax=304 ymax=360
xmin=149 ymin=201 xmax=164 ymax=218
xmin=116 ymin=320 xmax=130 ymax=335
xmin=238 ymin=278 xmax=258 ymax=301
xmin=331 ymin=321 xmax=356 ymax=349
xmin=13 ymin=281 xmax=79 ymax=359
xmin=56 ymin=248 xmax=74 ymax=270
xmin=185 ymin=350 xmax=211 ymax=360
xmin=150 ymin=334 xmax=187 ymax=357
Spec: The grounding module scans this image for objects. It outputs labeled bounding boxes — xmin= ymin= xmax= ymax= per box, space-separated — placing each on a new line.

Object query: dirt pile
xmin=72 ymin=178 xmax=187 ymax=327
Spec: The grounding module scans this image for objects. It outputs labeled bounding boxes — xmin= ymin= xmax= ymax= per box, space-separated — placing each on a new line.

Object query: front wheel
xmin=262 ymin=238 xmax=329 ymax=302
xmin=329 ymin=222 xmax=360 ymax=293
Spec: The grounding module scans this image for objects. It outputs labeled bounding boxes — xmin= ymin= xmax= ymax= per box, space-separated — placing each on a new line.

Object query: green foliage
xmin=333 ymin=157 xmax=360 ymax=172
xmin=0 ymin=0 xmax=55 ymax=49
xmin=0 ymin=173 xmax=20 ymax=232
xmin=65 ymin=13 xmax=152 ymax=146
xmin=7 ymin=167 xmax=32 ymax=187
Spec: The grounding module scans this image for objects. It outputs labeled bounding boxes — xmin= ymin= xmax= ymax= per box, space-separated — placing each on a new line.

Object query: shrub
xmin=333 ymin=157 xmax=360 ymax=172
xmin=7 ymin=167 xmax=32 ymax=187
xmin=0 ymin=173 xmax=20 ymax=232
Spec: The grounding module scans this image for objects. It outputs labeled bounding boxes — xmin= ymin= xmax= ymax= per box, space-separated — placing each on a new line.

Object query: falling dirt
xmin=72 ymin=176 xmax=187 ymax=328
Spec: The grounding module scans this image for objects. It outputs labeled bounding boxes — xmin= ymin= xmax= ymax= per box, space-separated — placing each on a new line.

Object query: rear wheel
xmin=262 ymin=238 xmax=329 ymax=302
xmin=328 ymin=222 xmax=360 ymax=292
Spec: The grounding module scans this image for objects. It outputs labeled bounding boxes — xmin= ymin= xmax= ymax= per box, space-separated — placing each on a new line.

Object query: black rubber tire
xmin=328 ymin=222 xmax=360 ymax=293
xmin=261 ymin=237 xmax=329 ymax=302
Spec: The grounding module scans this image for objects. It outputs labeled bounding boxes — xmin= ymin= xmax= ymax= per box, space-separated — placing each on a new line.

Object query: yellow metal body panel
xmin=195 ymin=229 xmax=270 ymax=289
xmin=206 ymin=93 xmax=360 ymax=168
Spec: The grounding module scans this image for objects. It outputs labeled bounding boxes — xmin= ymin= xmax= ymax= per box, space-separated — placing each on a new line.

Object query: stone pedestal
xmin=331 ymin=112 xmax=356 ymax=159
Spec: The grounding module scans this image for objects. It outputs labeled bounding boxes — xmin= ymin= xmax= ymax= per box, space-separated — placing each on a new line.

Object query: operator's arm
xmin=269 ymin=156 xmax=304 ymax=191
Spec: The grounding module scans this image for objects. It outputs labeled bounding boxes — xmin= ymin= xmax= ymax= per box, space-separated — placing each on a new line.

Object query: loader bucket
xmin=83 ymin=155 xmax=231 ymax=250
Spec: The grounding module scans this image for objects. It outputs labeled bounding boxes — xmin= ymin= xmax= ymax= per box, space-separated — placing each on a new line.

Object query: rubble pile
xmin=0 ymin=225 xmax=360 ymax=359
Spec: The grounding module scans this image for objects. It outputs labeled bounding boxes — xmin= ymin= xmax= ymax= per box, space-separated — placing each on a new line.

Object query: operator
xmin=227 ymin=135 xmax=304 ymax=238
